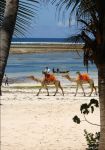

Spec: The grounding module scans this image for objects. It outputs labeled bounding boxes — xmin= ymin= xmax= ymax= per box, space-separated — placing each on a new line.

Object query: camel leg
xmin=88 ymin=81 xmax=96 ymax=96
xmin=45 ymin=86 xmax=49 ymax=96
xmin=54 ymin=86 xmax=58 ymax=96
xmin=59 ymin=83 xmax=64 ymax=96
xmin=80 ymin=85 xmax=86 ymax=96
xmin=94 ymin=86 xmax=97 ymax=95
xmin=88 ymin=80 xmax=97 ymax=96
xmin=88 ymin=84 xmax=93 ymax=96
xmin=74 ymin=84 xmax=79 ymax=96
xmin=36 ymin=87 xmax=42 ymax=96
xmin=88 ymin=83 xmax=97 ymax=96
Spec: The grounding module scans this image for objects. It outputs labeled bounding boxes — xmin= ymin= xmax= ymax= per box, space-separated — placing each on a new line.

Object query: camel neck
xmin=65 ymin=75 xmax=76 ymax=82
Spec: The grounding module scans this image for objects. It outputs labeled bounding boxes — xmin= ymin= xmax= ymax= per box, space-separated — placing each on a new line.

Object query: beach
xmin=1 ymin=79 xmax=100 ymax=150
xmin=2 ymin=46 xmax=99 ymax=150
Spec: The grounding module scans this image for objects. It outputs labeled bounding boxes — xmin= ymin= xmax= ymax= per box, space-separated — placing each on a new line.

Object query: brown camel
xmin=27 ymin=75 xmax=64 ymax=96
xmin=62 ymin=72 xmax=97 ymax=96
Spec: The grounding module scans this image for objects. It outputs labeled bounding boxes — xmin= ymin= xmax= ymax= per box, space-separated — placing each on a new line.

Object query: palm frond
xmin=14 ymin=0 xmax=39 ymax=36
xmin=51 ymin=0 xmax=79 ymax=23
xmin=67 ymin=34 xmax=83 ymax=43
xmin=0 ymin=0 xmax=40 ymax=36
xmin=67 ymin=33 xmax=84 ymax=59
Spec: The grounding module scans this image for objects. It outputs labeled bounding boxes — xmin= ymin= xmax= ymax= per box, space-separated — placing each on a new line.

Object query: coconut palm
xmin=51 ymin=0 xmax=105 ymax=149
xmin=0 ymin=0 xmax=39 ymax=95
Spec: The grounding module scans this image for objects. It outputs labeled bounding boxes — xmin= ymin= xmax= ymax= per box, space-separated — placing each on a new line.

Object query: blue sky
xmin=18 ymin=3 xmax=79 ymax=38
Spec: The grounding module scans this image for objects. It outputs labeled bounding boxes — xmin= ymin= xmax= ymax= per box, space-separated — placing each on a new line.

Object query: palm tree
xmin=0 ymin=0 xmax=39 ymax=95
xmin=51 ymin=0 xmax=105 ymax=149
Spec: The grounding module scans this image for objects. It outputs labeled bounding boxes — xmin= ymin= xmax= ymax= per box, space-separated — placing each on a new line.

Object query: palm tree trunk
xmin=0 ymin=0 xmax=19 ymax=96
xmin=98 ymin=64 xmax=105 ymax=150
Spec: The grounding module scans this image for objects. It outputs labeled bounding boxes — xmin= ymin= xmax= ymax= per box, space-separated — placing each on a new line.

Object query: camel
xmin=62 ymin=72 xmax=97 ymax=96
xmin=27 ymin=75 xmax=64 ymax=96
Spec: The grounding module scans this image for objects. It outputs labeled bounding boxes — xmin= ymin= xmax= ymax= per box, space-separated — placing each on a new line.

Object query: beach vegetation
xmin=51 ymin=0 xmax=105 ymax=149
xmin=73 ymin=98 xmax=100 ymax=150
xmin=84 ymin=130 xmax=100 ymax=150
xmin=73 ymin=99 xmax=100 ymax=126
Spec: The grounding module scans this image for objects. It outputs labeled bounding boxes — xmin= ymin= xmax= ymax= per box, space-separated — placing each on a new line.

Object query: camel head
xmin=76 ymin=71 xmax=81 ymax=75
xmin=62 ymin=73 xmax=71 ymax=80
xmin=62 ymin=73 xmax=76 ymax=82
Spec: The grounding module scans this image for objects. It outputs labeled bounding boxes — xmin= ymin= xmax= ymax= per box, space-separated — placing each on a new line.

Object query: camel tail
xmin=92 ymin=80 xmax=97 ymax=95
xmin=94 ymin=85 xmax=97 ymax=95
xmin=58 ymin=81 xmax=64 ymax=96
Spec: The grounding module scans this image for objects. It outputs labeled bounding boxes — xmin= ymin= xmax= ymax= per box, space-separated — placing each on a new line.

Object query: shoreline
xmin=10 ymin=43 xmax=83 ymax=54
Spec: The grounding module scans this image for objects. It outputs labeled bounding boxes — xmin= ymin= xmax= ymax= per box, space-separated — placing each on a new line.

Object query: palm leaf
xmin=14 ymin=0 xmax=39 ymax=36
xmin=0 ymin=0 xmax=39 ymax=36
xmin=67 ymin=34 xmax=83 ymax=43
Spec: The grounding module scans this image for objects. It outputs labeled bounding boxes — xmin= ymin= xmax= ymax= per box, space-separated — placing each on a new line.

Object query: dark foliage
xmin=73 ymin=115 xmax=81 ymax=124
xmin=72 ymin=99 xmax=100 ymax=149
xmin=84 ymin=129 xmax=100 ymax=150
xmin=80 ymin=99 xmax=99 ymax=115
xmin=51 ymin=0 xmax=105 ymax=68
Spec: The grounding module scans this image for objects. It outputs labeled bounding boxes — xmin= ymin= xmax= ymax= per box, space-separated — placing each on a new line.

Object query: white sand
xmin=1 ymin=82 xmax=100 ymax=150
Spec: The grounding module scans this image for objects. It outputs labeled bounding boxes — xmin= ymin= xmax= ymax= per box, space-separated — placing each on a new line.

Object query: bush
xmin=84 ymin=130 xmax=100 ymax=150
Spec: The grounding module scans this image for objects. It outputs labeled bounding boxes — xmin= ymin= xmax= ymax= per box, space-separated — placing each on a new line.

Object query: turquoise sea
xmin=5 ymin=51 xmax=98 ymax=83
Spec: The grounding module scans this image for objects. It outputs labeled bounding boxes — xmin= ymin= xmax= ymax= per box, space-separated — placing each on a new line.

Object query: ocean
xmin=5 ymin=51 xmax=97 ymax=82
xmin=4 ymin=38 xmax=97 ymax=83
xmin=12 ymin=38 xmax=69 ymax=43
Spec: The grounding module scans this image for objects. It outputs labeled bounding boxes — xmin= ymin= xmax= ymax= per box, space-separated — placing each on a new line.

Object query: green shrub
xmin=84 ymin=130 xmax=100 ymax=150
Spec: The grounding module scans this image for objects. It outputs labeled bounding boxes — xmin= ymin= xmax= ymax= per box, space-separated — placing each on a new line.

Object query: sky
xmin=16 ymin=2 xmax=79 ymax=38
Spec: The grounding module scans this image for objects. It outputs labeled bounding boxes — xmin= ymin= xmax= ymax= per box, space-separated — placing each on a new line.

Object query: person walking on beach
xmin=52 ymin=68 xmax=55 ymax=73
xmin=44 ymin=66 xmax=51 ymax=74
xmin=4 ymin=74 xmax=9 ymax=86
xmin=57 ymin=68 xmax=60 ymax=73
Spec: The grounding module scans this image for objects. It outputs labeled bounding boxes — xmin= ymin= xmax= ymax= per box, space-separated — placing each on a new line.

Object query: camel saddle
xmin=77 ymin=73 xmax=90 ymax=81
xmin=44 ymin=73 xmax=56 ymax=82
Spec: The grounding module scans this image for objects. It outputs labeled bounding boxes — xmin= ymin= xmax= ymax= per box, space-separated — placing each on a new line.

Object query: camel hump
xmin=45 ymin=74 xmax=56 ymax=81
xmin=77 ymin=73 xmax=90 ymax=81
